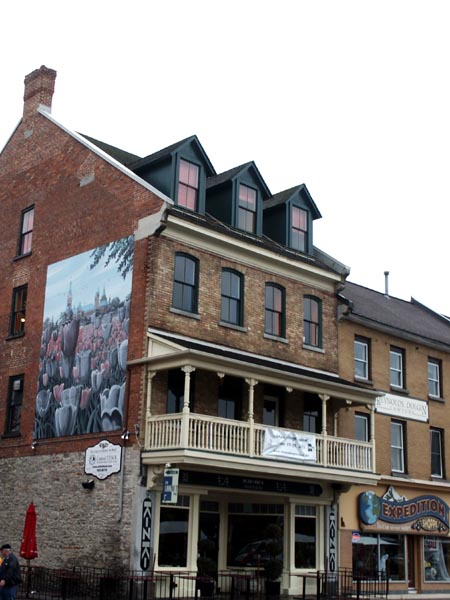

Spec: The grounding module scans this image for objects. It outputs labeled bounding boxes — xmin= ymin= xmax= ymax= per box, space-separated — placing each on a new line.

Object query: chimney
xmin=23 ymin=65 xmax=57 ymax=119
xmin=384 ymin=271 xmax=390 ymax=297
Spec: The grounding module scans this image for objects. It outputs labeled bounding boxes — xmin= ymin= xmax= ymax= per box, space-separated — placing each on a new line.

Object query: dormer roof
xmin=206 ymin=161 xmax=271 ymax=198
xmin=129 ymin=134 xmax=216 ymax=177
xmin=264 ymin=184 xmax=321 ymax=220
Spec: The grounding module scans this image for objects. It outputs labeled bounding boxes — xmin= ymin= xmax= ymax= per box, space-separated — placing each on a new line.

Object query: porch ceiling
xmin=127 ymin=329 xmax=380 ymax=405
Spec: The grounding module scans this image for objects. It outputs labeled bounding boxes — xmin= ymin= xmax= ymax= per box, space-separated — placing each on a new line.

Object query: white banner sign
xmin=376 ymin=394 xmax=428 ymax=422
xmin=262 ymin=428 xmax=316 ymax=461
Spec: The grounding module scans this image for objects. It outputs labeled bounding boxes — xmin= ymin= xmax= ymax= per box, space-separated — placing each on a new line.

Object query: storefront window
xmin=158 ymin=496 xmax=190 ymax=567
xmin=294 ymin=505 xmax=316 ymax=568
xmin=352 ymin=533 xmax=406 ymax=581
xmin=227 ymin=503 xmax=284 ymax=568
xmin=424 ymin=537 xmax=450 ymax=581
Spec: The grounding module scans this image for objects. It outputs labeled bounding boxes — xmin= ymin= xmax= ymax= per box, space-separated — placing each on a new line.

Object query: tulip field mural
xmin=35 ymin=236 xmax=134 ymax=438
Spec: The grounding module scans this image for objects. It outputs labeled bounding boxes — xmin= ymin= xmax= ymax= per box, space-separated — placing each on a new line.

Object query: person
xmin=0 ymin=545 xmax=22 ymax=600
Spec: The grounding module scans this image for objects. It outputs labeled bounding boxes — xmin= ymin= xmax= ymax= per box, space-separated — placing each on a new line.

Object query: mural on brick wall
xmin=35 ymin=235 xmax=134 ymax=438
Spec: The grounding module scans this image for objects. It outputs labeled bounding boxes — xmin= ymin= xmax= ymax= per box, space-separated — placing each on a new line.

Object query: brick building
xmin=5 ymin=65 xmax=448 ymax=598
xmin=0 ymin=66 xmax=169 ymax=568
xmin=338 ymin=280 xmax=450 ymax=595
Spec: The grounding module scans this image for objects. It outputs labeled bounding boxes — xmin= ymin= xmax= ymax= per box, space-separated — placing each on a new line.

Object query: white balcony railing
xmin=145 ymin=413 xmax=374 ymax=473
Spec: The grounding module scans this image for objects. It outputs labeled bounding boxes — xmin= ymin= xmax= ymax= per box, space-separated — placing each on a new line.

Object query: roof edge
xmin=37 ymin=107 xmax=174 ymax=205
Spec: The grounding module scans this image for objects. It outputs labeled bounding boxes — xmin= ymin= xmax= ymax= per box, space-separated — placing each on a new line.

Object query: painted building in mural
xmin=338 ymin=282 xmax=450 ymax=595
xmin=2 ymin=65 xmax=450 ymax=599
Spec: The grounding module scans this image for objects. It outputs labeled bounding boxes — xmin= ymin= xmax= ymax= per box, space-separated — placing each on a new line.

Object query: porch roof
xmin=129 ymin=329 xmax=380 ymax=405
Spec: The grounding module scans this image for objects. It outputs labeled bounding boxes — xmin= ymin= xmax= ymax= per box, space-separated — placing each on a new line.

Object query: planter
xmin=197 ymin=577 xmax=215 ymax=597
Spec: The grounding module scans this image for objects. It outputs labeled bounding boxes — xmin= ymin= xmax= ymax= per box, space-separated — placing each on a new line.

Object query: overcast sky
xmin=2 ymin=1 xmax=449 ymax=315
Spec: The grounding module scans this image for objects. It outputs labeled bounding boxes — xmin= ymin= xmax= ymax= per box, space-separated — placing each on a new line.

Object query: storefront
xmin=345 ymin=485 xmax=450 ymax=594
xmin=140 ymin=466 xmax=337 ymax=596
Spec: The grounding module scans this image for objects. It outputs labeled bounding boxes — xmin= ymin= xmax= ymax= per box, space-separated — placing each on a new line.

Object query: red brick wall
xmin=0 ymin=110 xmax=164 ymax=458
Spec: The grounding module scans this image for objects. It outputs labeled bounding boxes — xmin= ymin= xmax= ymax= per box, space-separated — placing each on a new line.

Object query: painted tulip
xmin=61 ymin=385 xmax=82 ymax=407
xmin=91 ymin=369 xmax=103 ymax=393
xmin=55 ymin=405 xmax=78 ymax=436
xmin=61 ymin=319 xmax=80 ymax=358
xmin=53 ymin=383 xmax=64 ymax=404
xmin=78 ymin=349 xmax=91 ymax=385
xmin=118 ymin=339 xmax=128 ymax=371
xmin=36 ymin=390 xmax=52 ymax=418
xmin=80 ymin=387 xmax=92 ymax=410
xmin=100 ymin=385 xmax=123 ymax=431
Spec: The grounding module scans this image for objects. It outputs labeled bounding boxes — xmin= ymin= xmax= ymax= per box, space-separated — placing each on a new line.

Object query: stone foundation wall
xmin=0 ymin=446 xmax=141 ymax=569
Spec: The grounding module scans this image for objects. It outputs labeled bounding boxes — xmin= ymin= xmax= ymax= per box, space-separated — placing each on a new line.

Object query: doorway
xmin=407 ymin=536 xmax=416 ymax=589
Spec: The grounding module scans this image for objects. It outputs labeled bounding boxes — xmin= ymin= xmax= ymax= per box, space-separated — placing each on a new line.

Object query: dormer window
xmin=178 ymin=159 xmax=199 ymax=211
xmin=291 ymin=206 xmax=308 ymax=252
xmin=238 ymin=184 xmax=257 ymax=233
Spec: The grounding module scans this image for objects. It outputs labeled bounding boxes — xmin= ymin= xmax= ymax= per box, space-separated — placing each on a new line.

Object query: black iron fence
xmin=17 ymin=566 xmax=388 ymax=600
xmin=296 ymin=568 xmax=389 ymax=599
xmin=18 ymin=567 xmax=266 ymax=600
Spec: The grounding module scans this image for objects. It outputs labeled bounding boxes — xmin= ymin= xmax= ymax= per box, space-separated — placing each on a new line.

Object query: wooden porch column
xmin=145 ymin=369 xmax=156 ymax=448
xmin=245 ymin=378 xmax=258 ymax=457
xmin=181 ymin=365 xmax=195 ymax=448
xmin=319 ymin=394 xmax=330 ymax=467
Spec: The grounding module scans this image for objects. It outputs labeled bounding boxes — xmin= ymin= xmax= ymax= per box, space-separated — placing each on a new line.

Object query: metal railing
xmin=295 ymin=568 xmax=389 ymax=599
xmin=145 ymin=413 xmax=374 ymax=473
xmin=18 ymin=567 xmax=267 ymax=600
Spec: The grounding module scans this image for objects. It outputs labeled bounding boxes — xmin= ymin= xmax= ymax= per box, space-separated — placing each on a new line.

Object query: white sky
xmin=2 ymin=1 xmax=450 ymax=314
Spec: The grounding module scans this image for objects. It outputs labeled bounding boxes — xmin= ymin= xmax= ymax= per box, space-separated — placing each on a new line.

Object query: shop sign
xmin=262 ymin=428 xmax=316 ymax=461
xmin=179 ymin=470 xmax=322 ymax=496
xmin=84 ymin=440 xmax=122 ymax=480
xmin=140 ymin=496 xmax=153 ymax=571
xmin=359 ymin=489 xmax=449 ymax=534
xmin=375 ymin=394 xmax=428 ymax=422
xmin=327 ymin=506 xmax=337 ymax=572
xmin=162 ymin=467 xmax=179 ymax=504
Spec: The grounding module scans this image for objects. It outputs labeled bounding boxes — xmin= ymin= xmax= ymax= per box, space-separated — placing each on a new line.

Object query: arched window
xmin=172 ymin=253 xmax=199 ymax=314
xmin=303 ymin=295 xmax=322 ymax=347
xmin=265 ymin=283 xmax=285 ymax=338
xmin=221 ymin=269 xmax=244 ymax=326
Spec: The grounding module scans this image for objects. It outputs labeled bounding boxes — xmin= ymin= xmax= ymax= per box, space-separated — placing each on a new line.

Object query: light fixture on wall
xmin=82 ymin=479 xmax=95 ymax=490
xmin=121 ymin=430 xmax=130 ymax=440
xmin=31 ymin=440 xmax=37 ymax=450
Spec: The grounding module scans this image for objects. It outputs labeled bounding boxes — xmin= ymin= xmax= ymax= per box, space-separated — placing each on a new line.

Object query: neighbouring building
xmin=338 ymin=280 xmax=450 ymax=595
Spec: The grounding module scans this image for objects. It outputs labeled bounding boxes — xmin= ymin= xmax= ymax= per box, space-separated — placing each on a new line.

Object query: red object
xmin=19 ymin=502 xmax=38 ymax=560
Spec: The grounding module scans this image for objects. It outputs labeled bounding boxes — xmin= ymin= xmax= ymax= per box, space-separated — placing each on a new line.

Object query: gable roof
xmin=206 ymin=161 xmax=271 ymax=197
xmin=264 ymin=184 xmax=322 ymax=220
xmin=80 ymin=134 xmax=141 ymax=166
xmin=340 ymin=281 xmax=450 ymax=349
xmin=38 ymin=109 xmax=173 ymax=205
xmin=128 ymin=134 xmax=216 ymax=176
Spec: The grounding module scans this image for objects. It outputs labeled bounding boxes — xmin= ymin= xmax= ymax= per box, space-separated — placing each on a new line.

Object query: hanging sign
xmin=84 ymin=440 xmax=122 ymax=480
xmin=162 ymin=467 xmax=179 ymax=504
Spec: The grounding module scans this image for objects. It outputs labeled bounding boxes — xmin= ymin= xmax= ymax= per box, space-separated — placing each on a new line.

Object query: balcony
xmin=143 ymin=412 xmax=377 ymax=483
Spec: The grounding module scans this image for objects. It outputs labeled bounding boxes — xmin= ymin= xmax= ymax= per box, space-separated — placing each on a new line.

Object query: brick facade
xmin=0 ymin=66 xmax=165 ymax=567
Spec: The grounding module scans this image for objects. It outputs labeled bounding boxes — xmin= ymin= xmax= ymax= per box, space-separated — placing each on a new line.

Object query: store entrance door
xmin=407 ymin=536 xmax=416 ymax=590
